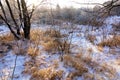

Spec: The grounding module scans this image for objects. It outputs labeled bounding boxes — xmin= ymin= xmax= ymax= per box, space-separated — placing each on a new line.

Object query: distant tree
xmin=55 ymin=4 xmax=61 ymax=19
xmin=103 ymin=0 xmax=120 ymax=15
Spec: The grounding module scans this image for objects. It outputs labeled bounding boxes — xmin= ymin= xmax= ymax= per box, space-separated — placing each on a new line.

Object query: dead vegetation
xmin=31 ymin=29 xmax=71 ymax=54
xmin=63 ymin=54 xmax=88 ymax=79
xmin=0 ymin=33 xmax=14 ymax=43
xmin=27 ymin=45 xmax=40 ymax=58
xmin=87 ymin=34 xmax=96 ymax=43
xmin=98 ymin=35 xmax=120 ymax=47
xmin=0 ymin=23 xmax=119 ymax=80
xmin=30 ymin=67 xmax=63 ymax=80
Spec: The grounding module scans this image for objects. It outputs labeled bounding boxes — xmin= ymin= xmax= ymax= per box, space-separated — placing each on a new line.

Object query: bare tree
xmin=0 ymin=0 xmax=36 ymax=39
xmin=73 ymin=0 xmax=120 ymax=15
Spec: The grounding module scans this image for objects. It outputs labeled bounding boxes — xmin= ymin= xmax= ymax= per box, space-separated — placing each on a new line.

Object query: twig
xmin=11 ymin=55 xmax=18 ymax=80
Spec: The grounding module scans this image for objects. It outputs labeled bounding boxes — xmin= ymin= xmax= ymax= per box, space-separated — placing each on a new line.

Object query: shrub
xmin=12 ymin=40 xmax=28 ymax=55
xmin=98 ymin=35 xmax=120 ymax=47
xmin=63 ymin=54 xmax=88 ymax=79
xmin=0 ymin=33 xmax=14 ymax=43
xmin=41 ymin=29 xmax=71 ymax=54
xmin=87 ymin=35 xmax=96 ymax=43
xmin=30 ymin=29 xmax=43 ymax=43
xmin=27 ymin=45 xmax=40 ymax=58
xmin=30 ymin=67 xmax=63 ymax=80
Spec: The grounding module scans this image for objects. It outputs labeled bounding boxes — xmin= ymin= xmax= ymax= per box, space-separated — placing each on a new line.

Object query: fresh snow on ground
xmin=0 ymin=25 xmax=10 ymax=36
xmin=105 ymin=16 xmax=120 ymax=25
xmin=0 ymin=16 xmax=120 ymax=80
xmin=0 ymin=51 xmax=30 ymax=80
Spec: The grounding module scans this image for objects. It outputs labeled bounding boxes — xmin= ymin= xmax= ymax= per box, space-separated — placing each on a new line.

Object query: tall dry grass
xmin=98 ymin=35 xmax=120 ymax=47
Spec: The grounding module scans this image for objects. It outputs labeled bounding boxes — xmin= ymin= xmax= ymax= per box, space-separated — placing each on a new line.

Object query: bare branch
xmin=0 ymin=15 xmax=20 ymax=39
xmin=5 ymin=0 xmax=20 ymax=35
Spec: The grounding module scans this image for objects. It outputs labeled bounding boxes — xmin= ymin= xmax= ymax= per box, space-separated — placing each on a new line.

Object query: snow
xmin=68 ymin=16 xmax=120 ymax=79
xmin=0 ymin=25 xmax=10 ymax=36
xmin=0 ymin=15 xmax=120 ymax=80
xmin=105 ymin=16 xmax=120 ymax=25
xmin=0 ymin=51 xmax=30 ymax=80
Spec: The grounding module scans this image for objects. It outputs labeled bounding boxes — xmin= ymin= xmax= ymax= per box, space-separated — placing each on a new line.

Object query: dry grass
xmin=43 ymin=29 xmax=62 ymax=38
xmin=87 ymin=35 xmax=96 ymax=43
xmin=42 ymin=40 xmax=59 ymax=52
xmin=27 ymin=45 xmax=40 ymax=58
xmin=97 ymin=46 xmax=104 ymax=52
xmin=83 ymin=73 xmax=94 ymax=80
xmin=63 ymin=54 xmax=88 ymax=79
xmin=30 ymin=29 xmax=43 ymax=42
xmin=91 ymin=63 xmax=117 ymax=80
xmin=30 ymin=67 xmax=63 ymax=80
xmin=30 ymin=29 xmax=61 ymax=52
xmin=100 ymin=63 xmax=117 ymax=79
xmin=0 ymin=44 xmax=10 ymax=53
xmin=98 ymin=36 xmax=120 ymax=47
xmin=31 ymin=29 xmax=71 ymax=53
xmin=0 ymin=28 xmax=70 ymax=54
xmin=0 ymin=33 xmax=14 ymax=43
xmin=12 ymin=40 xmax=28 ymax=55
xmin=0 ymin=29 xmax=43 ymax=44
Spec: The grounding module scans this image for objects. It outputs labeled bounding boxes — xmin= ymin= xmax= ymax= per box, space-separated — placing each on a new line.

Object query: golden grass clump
xmin=30 ymin=67 xmax=63 ymax=80
xmin=100 ymin=63 xmax=117 ymax=79
xmin=30 ymin=29 xmax=62 ymax=52
xmin=30 ymin=29 xmax=43 ymax=42
xmin=30 ymin=29 xmax=70 ymax=53
xmin=42 ymin=29 xmax=62 ymax=52
xmin=42 ymin=29 xmax=70 ymax=53
xmin=27 ymin=46 xmax=40 ymax=58
xmin=42 ymin=40 xmax=58 ymax=52
xmin=63 ymin=54 xmax=88 ymax=79
xmin=0 ymin=33 xmax=14 ymax=43
xmin=53 ymin=60 xmax=59 ymax=68
xmin=83 ymin=73 xmax=94 ymax=80
xmin=98 ymin=36 xmax=120 ymax=47
xmin=97 ymin=46 xmax=103 ymax=52
xmin=43 ymin=29 xmax=62 ymax=38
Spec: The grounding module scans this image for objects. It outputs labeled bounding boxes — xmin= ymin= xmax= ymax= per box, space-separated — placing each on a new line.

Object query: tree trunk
xmin=21 ymin=0 xmax=31 ymax=39
xmin=0 ymin=0 xmax=34 ymax=40
xmin=0 ymin=1 xmax=20 ymax=39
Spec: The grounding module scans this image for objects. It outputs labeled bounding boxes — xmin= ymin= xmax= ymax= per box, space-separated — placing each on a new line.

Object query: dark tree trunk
xmin=0 ymin=0 xmax=35 ymax=40
xmin=21 ymin=0 xmax=31 ymax=39
xmin=23 ymin=19 xmax=31 ymax=39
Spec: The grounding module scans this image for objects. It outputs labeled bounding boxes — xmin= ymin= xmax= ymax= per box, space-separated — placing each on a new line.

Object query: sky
xmin=27 ymin=0 xmax=110 ymax=8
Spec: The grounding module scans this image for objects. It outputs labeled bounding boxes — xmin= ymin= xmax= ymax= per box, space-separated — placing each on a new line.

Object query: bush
xmin=63 ymin=54 xmax=88 ymax=79
xmin=0 ymin=33 xmax=14 ymax=43
xmin=30 ymin=68 xmax=63 ymax=80
xmin=98 ymin=35 xmax=120 ymax=47
xmin=35 ymin=7 xmax=103 ymax=26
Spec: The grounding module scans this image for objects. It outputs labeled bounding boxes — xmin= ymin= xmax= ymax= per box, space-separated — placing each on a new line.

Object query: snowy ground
xmin=0 ymin=25 xmax=10 ymax=36
xmin=0 ymin=16 xmax=120 ymax=80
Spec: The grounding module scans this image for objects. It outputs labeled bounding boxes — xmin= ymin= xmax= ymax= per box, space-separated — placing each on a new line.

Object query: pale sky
xmin=27 ymin=0 xmax=110 ymax=8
